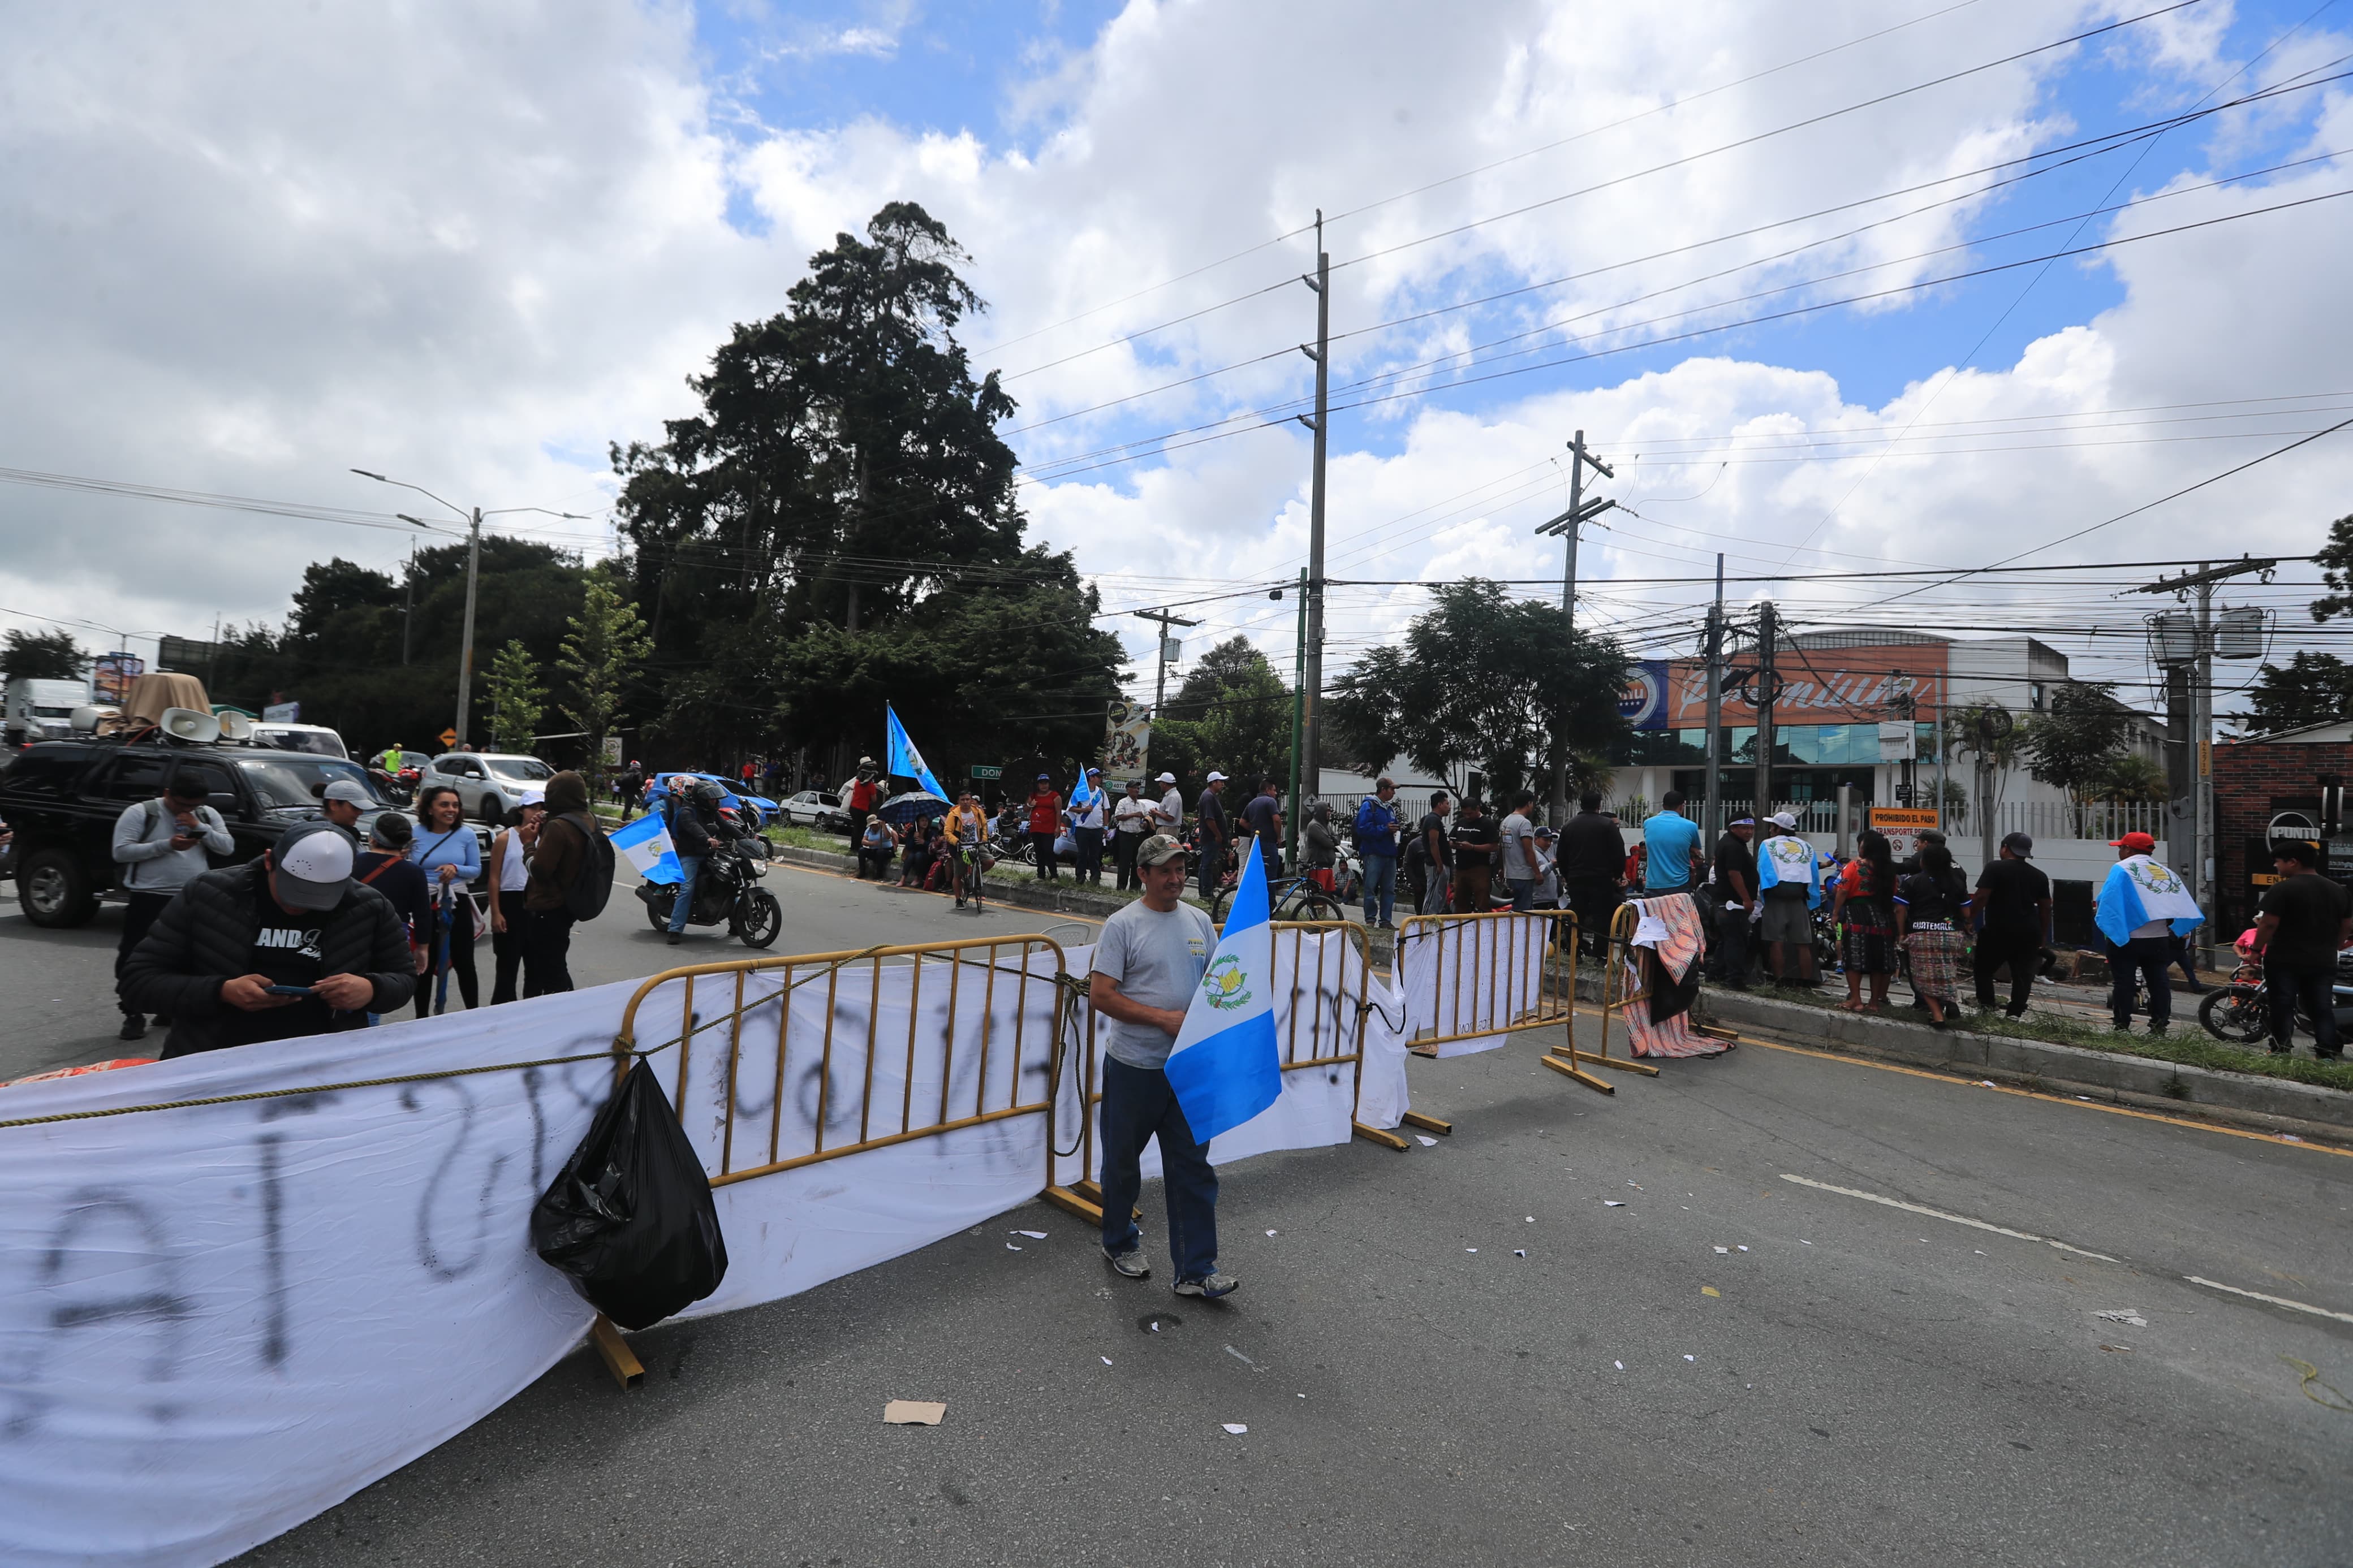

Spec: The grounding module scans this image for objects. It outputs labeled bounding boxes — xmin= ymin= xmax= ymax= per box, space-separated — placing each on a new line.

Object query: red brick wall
xmin=2214 ymin=737 xmax=2352 ymax=937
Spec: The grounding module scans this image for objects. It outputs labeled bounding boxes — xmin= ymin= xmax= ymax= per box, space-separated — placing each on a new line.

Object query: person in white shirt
xmin=1111 ymin=778 xmax=1155 ymax=891
xmin=1153 ymin=771 xmax=1184 ymax=837
xmin=111 ymin=767 xmax=234 ymax=1041
xmin=1070 ymin=768 xmax=1109 ymax=886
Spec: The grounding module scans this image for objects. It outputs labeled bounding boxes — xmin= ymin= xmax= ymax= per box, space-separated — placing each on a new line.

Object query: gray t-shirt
xmin=1089 ymin=898 xmax=1217 ymax=1068
xmin=1500 ymin=811 xmax=1541 ymax=881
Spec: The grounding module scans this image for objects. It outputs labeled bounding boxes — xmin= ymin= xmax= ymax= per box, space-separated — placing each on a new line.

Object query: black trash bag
xmin=531 ymin=1058 xmax=728 ymax=1331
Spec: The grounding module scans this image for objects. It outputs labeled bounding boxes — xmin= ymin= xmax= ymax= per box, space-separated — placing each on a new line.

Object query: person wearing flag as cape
xmin=1088 ymin=832 xmax=1280 ymax=1299
xmin=1753 ymin=811 xmax=1821 ymax=987
xmin=2093 ymin=830 xmax=2204 ymax=1036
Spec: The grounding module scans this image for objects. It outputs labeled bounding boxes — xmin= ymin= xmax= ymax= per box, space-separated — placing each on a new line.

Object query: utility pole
xmin=1752 ymin=601 xmax=1778 ymax=819
xmin=399 ymin=545 xmax=415 ymax=666
xmin=1287 ymin=568 xmax=1307 ymax=867
xmin=1703 ymin=554 xmax=1725 ymax=839
xmin=1295 ymin=214 xmax=1330 ymax=818
xmin=1535 ymin=430 xmax=1616 ymax=823
xmin=2130 ymin=554 xmax=2277 ymax=961
xmin=454 ymin=507 xmax=482 ymax=748
xmin=1131 ymin=606 xmax=1200 ymax=779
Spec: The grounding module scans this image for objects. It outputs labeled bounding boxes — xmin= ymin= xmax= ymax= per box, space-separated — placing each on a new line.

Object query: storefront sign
xmin=1667 ymin=642 xmax=1947 ymax=727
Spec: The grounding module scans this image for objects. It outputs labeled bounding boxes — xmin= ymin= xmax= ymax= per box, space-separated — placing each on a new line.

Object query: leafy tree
xmin=2019 ymin=681 xmax=2134 ymax=821
xmin=2096 ymin=752 xmax=2167 ymax=805
xmin=1 ymin=628 xmax=83 ymax=682
xmin=1323 ymin=580 xmax=1630 ymax=808
xmin=558 ymin=566 xmax=653 ymax=798
xmin=2309 ymin=512 xmax=2353 ymax=621
xmin=1149 ymin=638 xmax=1294 ymax=793
xmin=2246 ymin=651 xmax=2353 ymax=733
xmin=484 ymin=639 xmax=546 ymax=753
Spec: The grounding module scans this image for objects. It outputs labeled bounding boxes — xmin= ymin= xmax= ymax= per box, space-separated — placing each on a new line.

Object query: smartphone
xmin=264 ymin=984 xmax=315 ymax=997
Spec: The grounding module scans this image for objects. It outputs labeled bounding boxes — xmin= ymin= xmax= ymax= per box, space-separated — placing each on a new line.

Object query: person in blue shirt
xmin=408 ymin=783 xmax=484 ymax=1016
xmin=1641 ymin=791 xmax=1705 ymax=895
xmin=1353 ymin=777 xmax=1403 ymax=928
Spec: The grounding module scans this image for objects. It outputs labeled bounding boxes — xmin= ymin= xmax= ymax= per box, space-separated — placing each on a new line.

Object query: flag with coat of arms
xmin=884 ymin=703 xmax=948 ymax=798
xmin=1162 ymin=836 xmax=1282 ymax=1142
xmin=609 ymin=811 xmax=682 ymax=886
xmin=1755 ymin=832 xmax=1821 ymax=909
xmin=2094 ymin=853 xmax=2204 ymax=947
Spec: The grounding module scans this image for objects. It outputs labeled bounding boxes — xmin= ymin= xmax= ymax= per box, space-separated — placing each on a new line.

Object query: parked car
xmin=251 ymin=722 xmax=350 ymax=759
xmin=776 ymin=788 xmax=850 ymax=832
xmin=0 ymin=737 xmax=488 ymax=928
xmin=421 ymin=751 xmax=555 ymax=823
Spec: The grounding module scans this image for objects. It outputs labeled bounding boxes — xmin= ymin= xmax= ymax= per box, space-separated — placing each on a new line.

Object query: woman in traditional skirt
xmin=1895 ymin=841 xmax=1971 ymax=1027
xmin=1831 ymin=829 xmax=1899 ymax=1012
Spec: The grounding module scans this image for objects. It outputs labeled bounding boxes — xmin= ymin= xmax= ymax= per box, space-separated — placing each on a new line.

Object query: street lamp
xmin=351 ymin=469 xmax=589 ymax=750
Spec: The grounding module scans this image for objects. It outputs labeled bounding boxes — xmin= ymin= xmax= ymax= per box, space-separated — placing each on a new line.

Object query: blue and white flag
xmin=885 ymin=703 xmax=948 ymax=798
xmin=2094 ymin=854 xmax=2204 ymax=947
xmin=1756 ymin=833 xmax=1821 ymax=909
xmin=1163 ymin=837 xmax=1282 ymax=1143
xmin=610 ymin=811 xmax=682 ymax=886
xmin=1069 ymin=768 xmax=1096 ymax=809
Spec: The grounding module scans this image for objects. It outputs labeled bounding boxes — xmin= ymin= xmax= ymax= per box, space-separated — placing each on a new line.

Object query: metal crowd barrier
xmin=1042 ymin=920 xmax=1403 ymax=1225
xmin=1393 ymin=909 xmax=1622 ymax=1096
xmin=1591 ymin=901 xmax=1735 ymax=1068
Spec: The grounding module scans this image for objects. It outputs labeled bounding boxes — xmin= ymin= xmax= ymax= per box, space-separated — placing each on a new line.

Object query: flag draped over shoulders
xmin=1756 ymin=834 xmax=1821 ymax=909
xmin=2094 ymin=854 xmax=2204 ymax=947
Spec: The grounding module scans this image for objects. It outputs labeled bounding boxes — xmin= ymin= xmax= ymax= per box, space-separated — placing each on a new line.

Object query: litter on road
xmin=2094 ymin=1308 xmax=2149 ymax=1327
xmin=1604 ymin=1200 xmax=1625 ymax=1207
xmin=1012 ymin=1229 xmax=1048 ymax=1239
xmin=1702 ymin=1286 xmax=1721 ymax=1297
xmin=1416 ymin=1135 xmax=1438 ymax=1146
xmin=1221 ymin=1423 xmax=1248 ymax=1435
xmin=883 ymin=1401 xmax=946 ymax=1426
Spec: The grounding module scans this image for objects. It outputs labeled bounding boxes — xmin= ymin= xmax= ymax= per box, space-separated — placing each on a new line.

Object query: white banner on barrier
xmin=1395 ymin=915 xmax=1554 ymax=1056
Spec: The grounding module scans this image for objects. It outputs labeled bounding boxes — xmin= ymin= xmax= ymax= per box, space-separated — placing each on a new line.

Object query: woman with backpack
xmin=523 ymin=771 xmax=607 ymax=996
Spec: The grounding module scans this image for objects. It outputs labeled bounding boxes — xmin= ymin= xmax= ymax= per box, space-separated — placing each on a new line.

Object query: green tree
xmin=1145 ymin=637 xmax=1294 ymax=792
xmin=2019 ymin=681 xmax=2134 ymax=823
xmin=2096 ymin=752 xmax=2167 ymax=805
xmin=484 ymin=639 xmax=546 ymax=753
xmin=1323 ymin=580 xmax=1630 ymax=808
xmin=2246 ymin=651 xmax=2353 ymax=733
xmin=1 ymin=628 xmax=83 ymax=681
xmin=2308 ymin=512 xmax=2353 ymax=621
xmin=558 ymin=566 xmax=653 ymax=798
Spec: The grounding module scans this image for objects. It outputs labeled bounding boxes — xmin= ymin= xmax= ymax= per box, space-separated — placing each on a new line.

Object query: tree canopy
xmin=1 ymin=628 xmax=83 ymax=683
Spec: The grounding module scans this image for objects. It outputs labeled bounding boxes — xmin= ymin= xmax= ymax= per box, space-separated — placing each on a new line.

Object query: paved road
xmin=5 ymin=869 xmax=2348 ymax=1565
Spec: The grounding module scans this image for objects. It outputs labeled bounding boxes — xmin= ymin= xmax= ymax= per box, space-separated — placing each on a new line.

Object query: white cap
xmin=321 ymin=779 xmax=370 ymax=806
xmin=1157 ymin=771 xmax=1176 ymax=783
xmin=1206 ymin=771 xmax=1227 ymax=783
xmin=517 ymin=788 xmax=546 ymax=807
xmin=1770 ymin=811 xmax=1799 ymax=830
xmin=272 ymin=822 xmax=356 ymax=910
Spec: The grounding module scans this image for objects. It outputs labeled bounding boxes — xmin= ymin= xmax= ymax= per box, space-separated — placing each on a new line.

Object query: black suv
xmin=0 ymin=737 xmax=489 ymax=928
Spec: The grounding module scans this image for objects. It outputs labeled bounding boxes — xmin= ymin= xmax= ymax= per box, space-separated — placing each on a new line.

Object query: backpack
xmin=557 ymin=811 xmax=615 ymax=921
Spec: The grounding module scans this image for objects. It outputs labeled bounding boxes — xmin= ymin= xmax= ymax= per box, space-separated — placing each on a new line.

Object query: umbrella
xmin=877 ymin=790 xmax=949 ymax=826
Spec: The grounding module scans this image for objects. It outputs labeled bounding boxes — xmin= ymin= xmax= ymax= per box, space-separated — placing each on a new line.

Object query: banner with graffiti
xmin=1100 ymin=698 xmax=1152 ymax=782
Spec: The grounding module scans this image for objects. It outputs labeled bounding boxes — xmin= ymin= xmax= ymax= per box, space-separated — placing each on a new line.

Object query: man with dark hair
xmin=1642 ymin=789 xmax=1704 ymax=895
xmin=1450 ymin=798 xmax=1499 ymax=913
xmin=120 ymin=821 xmax=415 ymax=1056
xmin=110 ymin=768 xmax=234 ymax=1041
xmin=1708 ymin=815 xmax=1756 ymax=986
xmin=1558 ymin=792 xmax=1624 ymax=956
xmin=1239 ymin=776 xmax=1283 ymax=874
xmin=1354 ymin=777 xmax=1402 ymax=928
xmin=2256 ymin=839 xmax=2350 ymax=1059
xmin=1413 ymin=791 xmax=1454 ymax=914
xmin=1499 ymin=791 xmax=1542 ymax=912
xmin=1970 ymin=832 xmax=2052 ymax=1017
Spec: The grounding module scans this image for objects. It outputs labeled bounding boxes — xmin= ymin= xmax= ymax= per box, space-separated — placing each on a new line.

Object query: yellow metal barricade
xmin=1393 ymin=909 xmax=1619 ymax=1096
xmin=1584 ymin=902 xmax=1668 ymax=1077
xmin=1042 ymin=920 xmax=1399 ymax=1224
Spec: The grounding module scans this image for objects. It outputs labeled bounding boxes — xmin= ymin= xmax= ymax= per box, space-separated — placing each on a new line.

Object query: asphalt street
xmin=4 ymin=867 xmax=2350 ymax=1565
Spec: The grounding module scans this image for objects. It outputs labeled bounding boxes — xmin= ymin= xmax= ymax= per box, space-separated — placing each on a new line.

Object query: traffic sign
xmin=439 ymin=728 xmax=458 ymax=749
xmin=969 ymin=764 xmax=1002 ymax=779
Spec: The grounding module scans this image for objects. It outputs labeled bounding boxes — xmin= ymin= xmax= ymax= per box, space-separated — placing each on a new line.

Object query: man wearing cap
xmin=1087 ymin=833 xmax=1236 ymax=1299
xmin=120 ymin=820 xmax=416 ymax=1057
xmin=845 ymin=757 xmax=882 ymax=845
xmin=110 ymin=767 xmax=236 ymax=1041
xmin=2093 ymin=831 xmax=2201 ymax=1036
xmin=1195 ymin=771 xmax=1231 ymax=904
xmin=2255 ymin=839 xmax=2351 ymax=1059
xmin=1755 ymin=811 xmax=1821 ymax=987
xmin=1529 ymin=823 xmax=1562 ymax=909
xmin=1708 ymin=816 xmax=1757 ymax=986
xmin=1152 ymin=771 xmax=1184 ymax=840
xmin=1970 ymin=832 xmax=2052 ymax=1017
xmin=321 ymin=776 xmax=371 ymax=835
xmin=1111 ymin=778 xmax=1154 ymax=890
xmin=1070 ymin=768 xmax=1108 ymax=887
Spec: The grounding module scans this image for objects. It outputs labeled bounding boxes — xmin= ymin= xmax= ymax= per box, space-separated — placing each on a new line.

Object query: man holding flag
xmin=2093 ymin=831 xmax=2204 ymax=1036
xmin=1088 ymin=832 xmax=1279 ymax=1299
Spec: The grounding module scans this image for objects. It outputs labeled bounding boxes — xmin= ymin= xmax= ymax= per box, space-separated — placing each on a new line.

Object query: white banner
xmin=0 ymin=933 xmax=1413 ymax=1566
xmin=1395 ymin=915 xmax=1554 ymax=1056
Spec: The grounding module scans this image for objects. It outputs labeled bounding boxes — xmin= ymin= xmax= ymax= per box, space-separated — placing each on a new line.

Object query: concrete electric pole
xmin=1752 ymin=600 xmax=1779 ymax=819
xmin=1296 ymin=214 xmax=1330 ymax=817
xmin=1535 ymin=430 xmax=1617 ymax=824
xmin=1703 ymin=554 xmax=1725 ymax=839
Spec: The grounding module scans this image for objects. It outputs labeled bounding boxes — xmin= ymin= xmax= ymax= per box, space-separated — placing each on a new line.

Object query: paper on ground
xmin=1221 ymin=1423 xmax=1248 ymax=1435
xmin=884 ymin=1401 xmax=947 ymax=1426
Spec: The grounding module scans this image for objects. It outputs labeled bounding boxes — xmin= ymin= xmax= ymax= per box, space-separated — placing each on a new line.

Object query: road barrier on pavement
xmin=1592 ymin=901 xmax=1725 ymax=1065
xmin=1393 ymin=909 xmax=1618 ymax=1096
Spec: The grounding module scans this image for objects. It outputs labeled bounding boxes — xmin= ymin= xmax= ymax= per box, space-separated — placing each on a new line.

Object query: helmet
xmin=692 ymin=779 xmax=727 ymax=807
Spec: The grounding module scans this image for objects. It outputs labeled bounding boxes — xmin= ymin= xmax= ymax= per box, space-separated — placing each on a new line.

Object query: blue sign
xmin=1619 ymin=660 xmax=1669 ymax=731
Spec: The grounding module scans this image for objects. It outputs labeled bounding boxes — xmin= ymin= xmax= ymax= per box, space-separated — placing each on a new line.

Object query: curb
xmin=1696 ymin=987 xmax=2351 ymax=1140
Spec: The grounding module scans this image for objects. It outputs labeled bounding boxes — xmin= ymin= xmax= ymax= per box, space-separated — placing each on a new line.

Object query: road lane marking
xmin=1778 ymin=1172 xmax=2119 ymax=1262
xmin=2184 ymin=1276 xmax=2353 ymax=1325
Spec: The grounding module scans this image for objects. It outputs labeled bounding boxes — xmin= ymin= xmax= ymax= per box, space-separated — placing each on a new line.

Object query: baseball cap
xmin=272 ymin=821 xmax=357 ymax=911
xmin=322 ymin=779 xmax=370 ymax=806
xmin=2110 ymin=831 xmax=2156 ymax=852
xmin=1036 ymin=772 xmax=1051 ymax=781
xmin=2001 ymin=831 xmax=2034 ymax=856
xmin=1156 ymin=771 xmax=1176 ymax=783
xmin=1087 ymin=767 xmax=1102 ymax=777
xmin=1206 ymin=770 xmax=1227 ymax=783
xmin=1533 ymin=824 xmax=1554 ymax=839
xmin=1770 ymin=811 xmax=1799 ymax=830
xmin=517 ymin=788 xmax=546 ymax=808
xmin=1136 ymin=833 xmax=1189 ymax=867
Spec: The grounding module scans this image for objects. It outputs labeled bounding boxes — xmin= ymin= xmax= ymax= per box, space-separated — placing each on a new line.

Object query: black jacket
xmin=119 ymin=859 xmax=417 ymax=1053
xmin=666 ymin=791 xmax=719 ymax=857
xmin=1557 ymin=810 xmax=1626 ymax=884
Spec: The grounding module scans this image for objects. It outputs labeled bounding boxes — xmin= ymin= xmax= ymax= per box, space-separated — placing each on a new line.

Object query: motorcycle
xmin=2197 ymin=938 xmax=2353 ymax=1044
xmin=635 ymin=839 xmax=782 ymax=948
xmin=368 ymin=766 xmax=416 ymax=806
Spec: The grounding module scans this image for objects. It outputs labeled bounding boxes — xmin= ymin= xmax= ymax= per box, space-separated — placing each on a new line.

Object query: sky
xmin=3 ymin=0 xmax=2350 ymax=724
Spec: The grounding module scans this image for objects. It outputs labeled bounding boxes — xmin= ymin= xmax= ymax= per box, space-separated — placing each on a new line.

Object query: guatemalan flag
xmin=885 ymin=703 xmax=949 ymax=798
xmin=2094 ymin=853 xmax=2205 ymax=947
xmin=610 ymin=811 xmax=683 ymax=886
xmin=1756 ymin=833 xmax=1822 ymax=909
xmin=1162 ymin=836 xmax=1282 ymax=1142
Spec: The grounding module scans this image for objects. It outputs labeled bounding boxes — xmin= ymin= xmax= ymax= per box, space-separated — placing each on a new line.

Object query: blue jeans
xmin=1507 ymin=878 xmax=1536 ymax=912
xmin=1362 ymin=853 xmax=1397 ymax=925
xmin=1097 ymin=1055 xmax=1219 ymax=1282
xmin=667 ymin=855 xmax=704 ymax=934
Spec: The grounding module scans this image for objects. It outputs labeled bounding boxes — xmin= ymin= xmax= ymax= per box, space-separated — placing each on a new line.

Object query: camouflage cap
xmin=1136 ymin=833 xmax=1189 ymax=868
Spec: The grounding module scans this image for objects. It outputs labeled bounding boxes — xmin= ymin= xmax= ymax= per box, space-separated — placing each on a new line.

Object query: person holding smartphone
xmin=119 ymin=820 xmax=416 ymax=1057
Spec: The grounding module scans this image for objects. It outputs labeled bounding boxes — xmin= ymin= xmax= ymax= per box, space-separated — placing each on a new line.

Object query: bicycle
xmin=1209 ymin=861 xmax=1348 ymax=927
xmin=952 ymin=840 xmax=989 ymax=910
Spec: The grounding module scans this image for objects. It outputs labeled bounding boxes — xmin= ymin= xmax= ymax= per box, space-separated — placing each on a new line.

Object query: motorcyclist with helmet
xmin=664 ymin=776 xmax=740 ymax=946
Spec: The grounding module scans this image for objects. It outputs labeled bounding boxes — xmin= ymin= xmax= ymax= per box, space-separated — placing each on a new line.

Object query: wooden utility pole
xmin=1296 ymin=214 xmax=1330 ymax=816
xmin=1752 ymin=600 xmax=1778 ymax=819
xmin=1703 ymin=555 xmax=1724 ymax=839
xmin=1131 ymin=606 xmax=1200 ymax=780
xmin=1535 ymin=431 xmax=1615 ymax=824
